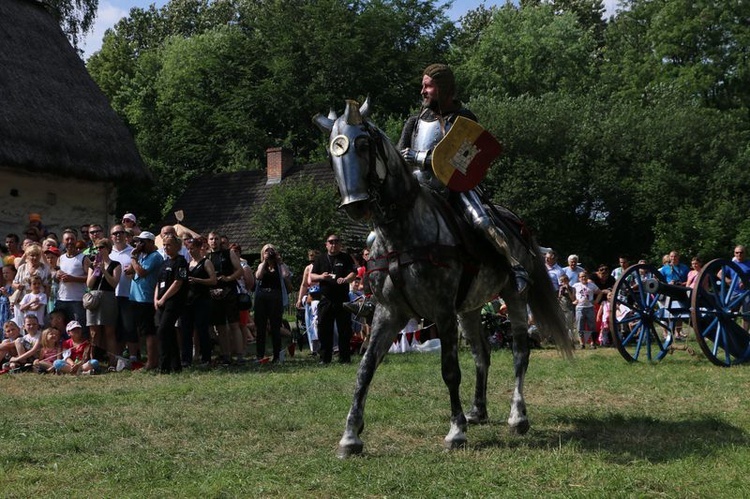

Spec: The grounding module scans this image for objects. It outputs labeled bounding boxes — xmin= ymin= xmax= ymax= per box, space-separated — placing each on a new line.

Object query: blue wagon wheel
xmin=608 ymin=264 xmax=674 ymax=362
xmin=690 ymin=259 xmax=750 ymax=366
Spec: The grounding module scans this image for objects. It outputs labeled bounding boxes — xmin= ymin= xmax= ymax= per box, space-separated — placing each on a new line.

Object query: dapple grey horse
xmin=314 ymin=99 xmax=572 ymax=457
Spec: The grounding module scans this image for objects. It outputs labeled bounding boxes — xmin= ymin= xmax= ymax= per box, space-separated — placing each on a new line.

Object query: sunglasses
xmin=327 ymin=239 xmax=340 ymax=244
xmin=96 ymin=246 xmax=107 ymax=250
xmin=111 ymin=231 xmax=125 ymax=236
xmin=89 ymin=229 xmax=103 ymax=234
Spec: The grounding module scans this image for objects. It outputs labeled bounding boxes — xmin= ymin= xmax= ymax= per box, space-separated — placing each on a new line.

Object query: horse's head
xmin=314 ymin=98 xmax=389 ymax=221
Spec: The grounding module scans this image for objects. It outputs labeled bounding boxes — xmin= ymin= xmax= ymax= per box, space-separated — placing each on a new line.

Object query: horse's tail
xmin=526 ymin=238 xmax=574 ymax=358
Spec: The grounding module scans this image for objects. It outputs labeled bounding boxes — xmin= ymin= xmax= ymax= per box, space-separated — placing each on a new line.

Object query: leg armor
xmin=459 ymin=190 xmax=529 ymax=292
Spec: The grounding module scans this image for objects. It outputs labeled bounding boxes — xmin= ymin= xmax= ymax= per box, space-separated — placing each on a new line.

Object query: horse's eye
xmin=355 ymin=136 xmax=370 ymax=151
xmin=330 ymin=135 xmax=349 ymax=157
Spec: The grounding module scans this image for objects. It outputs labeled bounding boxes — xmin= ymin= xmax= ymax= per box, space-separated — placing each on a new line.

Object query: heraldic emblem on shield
xmin=432 ymin=116 xmax=503 ymax=192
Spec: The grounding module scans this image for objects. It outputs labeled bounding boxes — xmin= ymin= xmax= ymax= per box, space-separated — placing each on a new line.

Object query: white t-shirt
xmin=19 ymin=292 xmax=47 ymax=325
xmin=58 ymin=253 xmax=87 ymax=301
xmin=110 ymin=244 xmax=134 ymax=298
xmin=572 ymin=281 xmax=599 ymax=309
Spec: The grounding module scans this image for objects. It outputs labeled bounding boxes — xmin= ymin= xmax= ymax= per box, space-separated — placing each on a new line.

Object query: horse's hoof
xmin=443 ymin=436 xmax=467 ymax=450
xmin=508 ymin=419 xmax=530 ymax=435
xmin=337 ymin=436 xmax=364 ymax=458
xmin=465 ymin=410 xmax=489 ymax=425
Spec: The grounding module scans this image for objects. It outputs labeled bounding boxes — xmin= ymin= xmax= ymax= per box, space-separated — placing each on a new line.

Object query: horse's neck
xmin=379 ymin=139 xmax=419 ymax=200
xmin=376 ymin=189 xmax=453 ymax=250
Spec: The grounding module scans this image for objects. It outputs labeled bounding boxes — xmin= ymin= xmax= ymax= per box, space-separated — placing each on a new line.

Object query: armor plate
xmin=412 ymin=117 xmax=447 ymax=151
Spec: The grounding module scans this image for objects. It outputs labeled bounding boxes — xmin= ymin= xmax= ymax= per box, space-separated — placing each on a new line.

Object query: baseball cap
xmin=66 ymin=320 xmax=82 ymax=332
xmin=122 ymin=213 xmax=137 ymax=223
xmin=44 ymin=246 xmax=60 ymax=256
xmin=134 ymin=231 xmax=155 ymax=242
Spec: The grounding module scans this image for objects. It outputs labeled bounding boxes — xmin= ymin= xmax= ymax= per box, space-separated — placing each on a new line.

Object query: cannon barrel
xmin=643 ymin=278 xmax=691 ymax=301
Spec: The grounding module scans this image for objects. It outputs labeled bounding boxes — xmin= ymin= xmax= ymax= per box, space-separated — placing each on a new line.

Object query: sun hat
xmin=134 ymin=231 xmax=155 ymax=242
xmin=65 ymin=321 xmax=82 ymax=333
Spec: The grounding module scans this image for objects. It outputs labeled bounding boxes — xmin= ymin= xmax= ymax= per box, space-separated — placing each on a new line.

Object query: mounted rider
xmin=397 ymin=63 xmax=529 ymax=293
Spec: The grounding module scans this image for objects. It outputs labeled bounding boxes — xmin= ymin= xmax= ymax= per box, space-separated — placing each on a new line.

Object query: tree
xmin=88 ymin=0 xmax=453 ymax=219
xmin=454 ymin=3 xmax=599 ymax=98
xmin=45 ymin=0 xmax=98 ymax=50
xmin=250 ymin=176 xmax=351 ymax=282
xmin=603 ymin=0 xmax=750 ymax=110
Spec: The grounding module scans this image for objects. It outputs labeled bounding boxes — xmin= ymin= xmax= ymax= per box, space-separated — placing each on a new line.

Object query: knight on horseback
xmin=398 ymin=63 xmax=530 ymax=293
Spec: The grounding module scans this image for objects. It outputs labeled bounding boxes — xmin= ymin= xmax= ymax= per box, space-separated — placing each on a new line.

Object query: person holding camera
xmin=253 ymin=243 xmax=291 ymax=363
xmin=310 ymin=233 xmax=357 ymax=364
xmin=126 ymin=231 xmax=163 ymax=370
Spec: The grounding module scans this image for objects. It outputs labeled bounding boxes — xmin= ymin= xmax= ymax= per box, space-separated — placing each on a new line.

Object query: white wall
xmin=0 ymin=167 xmax=116 ymax=240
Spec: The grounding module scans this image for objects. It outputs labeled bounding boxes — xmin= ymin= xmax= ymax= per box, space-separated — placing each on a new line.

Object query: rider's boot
xmin=460 ymin=190 xmax=530 ymax=294
xmin=485 ymin=224 xmax=530 ymax=294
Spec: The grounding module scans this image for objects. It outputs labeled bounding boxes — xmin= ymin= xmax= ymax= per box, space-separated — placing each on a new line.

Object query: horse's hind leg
xmin=437 ymin=317 xmax=469 ymax=449
xmin=459 ymin=310 xmax=490 ymax=425
xmin=505 ymin=293 xmax=530 ymax=434
xmin=337 ymin=307 xmax=405 ymax=458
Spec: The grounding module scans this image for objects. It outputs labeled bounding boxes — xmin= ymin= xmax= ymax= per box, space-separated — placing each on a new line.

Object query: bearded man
xmin=397 ymin=63 xmax=528 ymax=292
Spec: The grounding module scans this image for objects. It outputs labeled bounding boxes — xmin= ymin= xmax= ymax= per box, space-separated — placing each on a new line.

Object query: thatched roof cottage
xmin=0 ymin=0 xmax=149 ymax=238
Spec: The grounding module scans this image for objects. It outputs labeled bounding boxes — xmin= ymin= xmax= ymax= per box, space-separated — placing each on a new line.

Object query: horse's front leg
xmin=458 ymin=310 xmax=490 ymax=424
xmin=505 ymin=294 xmax=530 ymax=434
xmin=437 ymin=317 xmax=468 ymax=449
xmin=337 ymin=306 xmax=405 ymax=458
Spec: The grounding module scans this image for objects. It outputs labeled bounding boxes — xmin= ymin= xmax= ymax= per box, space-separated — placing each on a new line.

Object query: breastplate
xmin=412 ymin=117 xmax=448 ymax=151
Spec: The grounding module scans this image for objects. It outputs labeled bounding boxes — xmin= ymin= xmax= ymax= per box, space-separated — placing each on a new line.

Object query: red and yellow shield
xmin=432 ymin=116 xmax=503 ymax=192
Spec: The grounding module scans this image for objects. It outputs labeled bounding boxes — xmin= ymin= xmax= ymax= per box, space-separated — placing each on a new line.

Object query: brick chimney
xmin=266 ymin=147 xmax=293 ymax=185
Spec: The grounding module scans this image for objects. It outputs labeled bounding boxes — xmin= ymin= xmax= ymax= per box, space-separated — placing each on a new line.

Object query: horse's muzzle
xmin=341 ymin=199 xmax=371 ymax=221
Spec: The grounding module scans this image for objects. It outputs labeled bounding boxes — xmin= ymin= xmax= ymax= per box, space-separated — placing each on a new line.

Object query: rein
xmin=363 ymin=124 xmax=420 ymax=224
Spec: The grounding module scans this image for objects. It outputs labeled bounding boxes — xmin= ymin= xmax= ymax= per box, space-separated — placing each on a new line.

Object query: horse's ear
xmin=360 ymin=96 xmax=371 ymax=118
xmin=313 ymin=112 xmax=334 ymax=133
xmin=327 ymin=108 xmax=337 ymax=120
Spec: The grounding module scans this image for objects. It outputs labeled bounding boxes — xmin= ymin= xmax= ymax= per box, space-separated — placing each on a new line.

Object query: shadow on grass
xmin=473 ymin=414 xmax=750 ymax=463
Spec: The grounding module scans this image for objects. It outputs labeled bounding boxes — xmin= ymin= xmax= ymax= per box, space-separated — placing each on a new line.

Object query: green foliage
xmin=88 ymin=0 xmax=451 ymax=222
xmin=45 ymin=0 xmax=98 ymax=50
xmin=454 ymin=3 xmax=599 ymax=98
xmin=603 ymin=0 xmax=750 ymax=109
xmin=83 ymin=0 xmax=750 ymax=266
xmin=250 ymin=175 xmax=346 ymax=279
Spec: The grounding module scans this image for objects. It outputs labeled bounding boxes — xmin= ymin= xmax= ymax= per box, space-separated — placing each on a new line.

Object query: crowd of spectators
xmin=0 ymin=213 xmax=379 ymax=375
xmin=541 ymin=247 xmax=750 ymax=349
xmin=4 ymin=211 xmax=746 ymax=371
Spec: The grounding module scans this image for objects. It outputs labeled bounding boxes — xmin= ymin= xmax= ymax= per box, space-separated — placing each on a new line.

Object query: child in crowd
xmin=34 ymin=327 xmax=63 ymax=373
xmin=0 ymin=320 xmax=22 ymax=364
xmin=54 ymin=321 xmax=98 ymax=375
xmin=47 ymin=309 xmax=69 ymax=340
xmin=572 ymin=271 xmax=600 ymax=349
xmin=557 ymin=274 xmax=576 ymax=347
xmin=596 ymin=298 xmax=612 ymax=347
xmin=307 ymin=285 xmax=321 ymax=356
xmin=18 ymin=275 xmax=48 ymax=327
xmin=8 ymin=314 xmax=43 ymax=370
xmin=0 ymin=266 xmax=17 ymax=326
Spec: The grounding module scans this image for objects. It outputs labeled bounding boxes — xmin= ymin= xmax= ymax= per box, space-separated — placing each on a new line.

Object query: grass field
xmin=1 ymin=344 xmax=749 ymax=498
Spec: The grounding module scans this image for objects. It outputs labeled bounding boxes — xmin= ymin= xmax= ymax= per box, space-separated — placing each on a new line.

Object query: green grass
xmin=1 ymin=345 xmax=749 ymax=498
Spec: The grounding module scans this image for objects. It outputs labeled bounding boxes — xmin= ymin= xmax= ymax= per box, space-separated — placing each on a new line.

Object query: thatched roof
xmin=0 ymin=0 xmax=148 ymax=181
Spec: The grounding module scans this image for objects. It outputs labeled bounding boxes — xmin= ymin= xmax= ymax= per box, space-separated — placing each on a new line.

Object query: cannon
xmin=607 ymin=259 xmax=750 ymax=366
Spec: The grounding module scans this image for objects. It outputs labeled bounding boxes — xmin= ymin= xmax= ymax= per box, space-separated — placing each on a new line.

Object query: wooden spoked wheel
xmin=608 ymin=264 xmax=674 ymax=362
xmin=690 ymin=259 xmax=750 ymax=366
